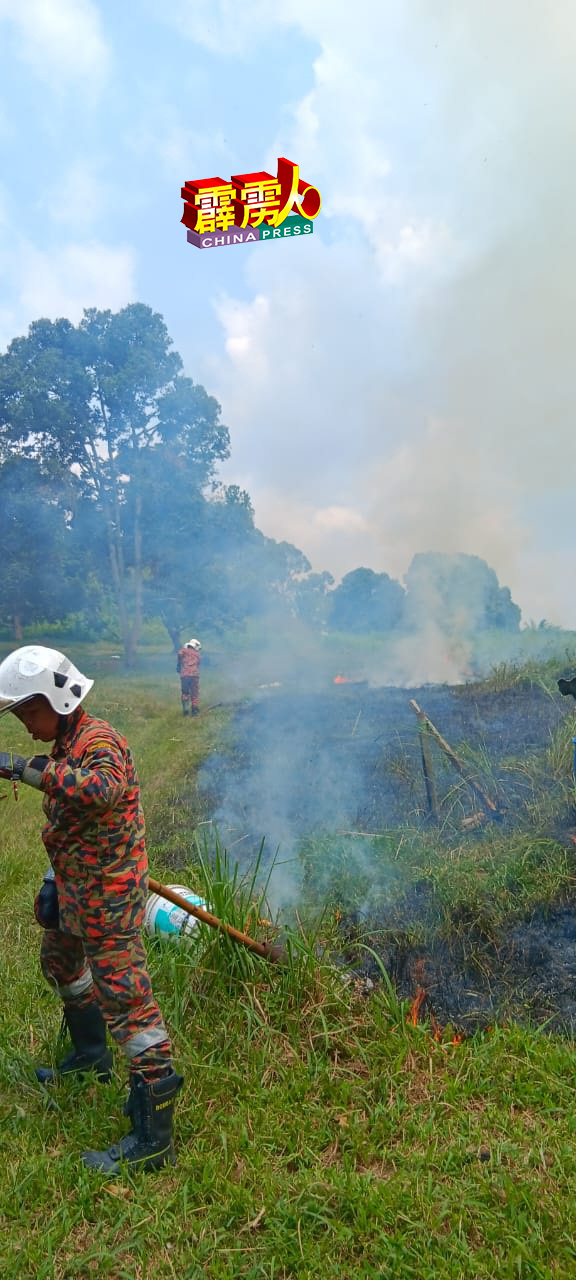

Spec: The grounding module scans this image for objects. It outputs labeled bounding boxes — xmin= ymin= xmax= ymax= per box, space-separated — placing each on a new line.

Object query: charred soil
xmin=200 ymin=677 xmax=570 ymax=843
xmin=199 ymin=676 xmax=576 ymax=1035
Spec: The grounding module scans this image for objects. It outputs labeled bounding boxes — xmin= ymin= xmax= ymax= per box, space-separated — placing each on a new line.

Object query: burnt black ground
xmin=197 ymin=678 xmax=576 ymax=1033
xmin=199 ymin=679 xmax=570 ymax=853
xmin=348 ymin=899 xmax=576 ymax=1036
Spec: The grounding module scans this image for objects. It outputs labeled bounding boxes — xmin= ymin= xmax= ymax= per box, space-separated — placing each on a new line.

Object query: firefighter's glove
xmin=0 ymin=752 xmax=49 ymax=788
xmin=34 ymin=867 xmax=59 ymax=930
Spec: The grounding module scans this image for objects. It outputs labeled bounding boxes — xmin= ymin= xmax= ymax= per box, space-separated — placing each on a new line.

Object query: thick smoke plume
xmin=188 ymin=0 xmax=576 ymax=628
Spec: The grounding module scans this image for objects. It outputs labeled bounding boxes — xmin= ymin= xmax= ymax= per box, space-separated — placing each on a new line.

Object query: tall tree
xmin=0 ymin=457 xmax=82 ymax=640
xmin=138 ymin=471 xmax=256 ymax=648
xmin=0 ymin=305 xmax=230 ymax=665
xmin=328 ymin=567 xmax=405 ymax=632
xmin=293 ymin=571 xmax=335 ymax=628
xmin=403 ymin=553 xmax=521 ymax=633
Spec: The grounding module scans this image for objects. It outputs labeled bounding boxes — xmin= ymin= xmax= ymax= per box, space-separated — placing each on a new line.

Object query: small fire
xmin=430 ymin=1013 xmax=464 ymax=1045
xmin=408 ymin=986 xmax=426 ymax=1026
xmin=333 ymin=675 xmax=351 ymax=685
xmin=407 ymin=960 xmax=461 ymax=1044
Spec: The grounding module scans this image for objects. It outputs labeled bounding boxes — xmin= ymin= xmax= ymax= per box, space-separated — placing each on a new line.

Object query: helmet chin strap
xmin=56 ymin=712 xmax=73 ymax=740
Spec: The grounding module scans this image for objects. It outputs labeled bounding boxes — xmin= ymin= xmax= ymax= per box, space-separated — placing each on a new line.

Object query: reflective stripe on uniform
xmin=53 ymin=966 xmax=94 ymax=1000
xmin=122 ymin=1026 xmax=170 ymax=1059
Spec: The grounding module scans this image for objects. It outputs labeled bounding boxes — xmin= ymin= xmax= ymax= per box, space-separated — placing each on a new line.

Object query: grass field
xmin=2 ymin=662 xmax=576 ymax=1278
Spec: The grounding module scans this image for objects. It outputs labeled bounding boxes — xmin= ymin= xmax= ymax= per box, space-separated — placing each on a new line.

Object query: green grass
xmin=2 ymin=666 xmax=576 ymax=1275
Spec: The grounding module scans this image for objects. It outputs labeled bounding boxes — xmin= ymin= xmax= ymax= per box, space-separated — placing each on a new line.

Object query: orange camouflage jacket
xmin=177 ymin=647 xmax=200 ymax=677
xmin=39 ymin=708 xmax=148 ymax=938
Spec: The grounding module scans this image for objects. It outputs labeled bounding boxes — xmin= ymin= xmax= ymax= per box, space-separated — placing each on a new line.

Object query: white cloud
xmin=0 ymin=0 xmax=110 ymax=95
xmin=18 ymin=241 xmax=136 ymax=322
xmin=123 ymin=103 xmax=233 ymax=182
xmin=240 ymin=489 xmax=378 ymax=574
xmin=143 ymin=0 xmax=287 ymax=56
xmin=39 ymin=161 xmax=109 ymax=230
xmin=314 ymin=506 xmax=368 ymax=533
xmin=217 ymin=294 xmax=270 ymax=382
xmin=0 ymin=240 xmax=137 ymax=348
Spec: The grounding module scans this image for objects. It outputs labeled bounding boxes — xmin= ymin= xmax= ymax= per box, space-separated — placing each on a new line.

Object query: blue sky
xmin=1 ymin=0 xmax=575 ymax=626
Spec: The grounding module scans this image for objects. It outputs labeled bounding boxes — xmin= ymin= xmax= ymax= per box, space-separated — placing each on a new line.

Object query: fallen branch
xmin=418 ymin=723 xmax=439 ymax=822
xmin=461 ymin=811 xmax=488 ymax=831
xmin=408 ymin=700 xmax=500 ymax=819
xmin=336 ymin=830 xmax=387 ymax=837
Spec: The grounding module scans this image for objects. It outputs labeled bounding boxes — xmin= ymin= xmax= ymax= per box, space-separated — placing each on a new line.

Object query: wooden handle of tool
xmin=148 ymin=876 xmax=271 ymax=958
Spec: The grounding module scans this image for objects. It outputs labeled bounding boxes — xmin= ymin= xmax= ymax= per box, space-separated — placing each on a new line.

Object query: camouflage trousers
xmin=40 ymin=928 xmax=172 ymax=1081
xmin=180 ymin=675 xmax=199 ymax=711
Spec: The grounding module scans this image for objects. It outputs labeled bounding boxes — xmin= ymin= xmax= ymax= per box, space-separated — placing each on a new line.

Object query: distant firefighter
xmin=177 ymin=638 xmax=201 ymax=716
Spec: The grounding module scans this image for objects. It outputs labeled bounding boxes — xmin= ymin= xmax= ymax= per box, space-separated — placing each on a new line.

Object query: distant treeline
xmin=0 ymin=303 xmax=520 ymax=663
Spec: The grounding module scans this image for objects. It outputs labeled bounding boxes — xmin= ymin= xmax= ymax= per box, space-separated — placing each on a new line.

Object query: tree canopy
xmin=0 ymin=305 xmax=524 ymax=660
xmin=328 ymin=568 xmax=405 ymax=633
xmin=0 ymin=456 xmax=84 ymax=640
xmin=403 ymin=553 xmax=521 ymax=634
xmin=0 ymin=305 xmax=230 ymax=662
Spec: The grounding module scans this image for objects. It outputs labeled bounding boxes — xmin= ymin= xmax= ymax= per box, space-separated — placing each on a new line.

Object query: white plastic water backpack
xmin=143 ymin=886 xmax=207 ymax=946
xmin=0 ymin=646 xmax=94 ymax=718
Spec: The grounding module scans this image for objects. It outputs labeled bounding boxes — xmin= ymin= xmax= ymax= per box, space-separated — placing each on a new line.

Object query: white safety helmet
xmin=186 ymin=638 xmax=201 ymax=650
xmin=0 ymin=646 xmax=94 ymax=719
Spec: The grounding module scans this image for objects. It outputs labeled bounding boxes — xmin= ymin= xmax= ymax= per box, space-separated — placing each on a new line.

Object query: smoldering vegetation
xmin=346 ymin=899 xmax=576 ymax=1037
xmin=197 ymin=675 xmax=576 ymax=1034
xmin=199 ymin=679 xmax=569 ymax=870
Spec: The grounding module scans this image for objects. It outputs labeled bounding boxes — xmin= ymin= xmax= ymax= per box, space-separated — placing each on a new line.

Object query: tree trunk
xmin=105 ymin=522 xmax=132 ymax=668
xmin=126 ymin=492 xmax=143 ymax=669
xmin=161 ymin=613 xmax=182 ymax=654
xmin=13 ymin=614 xmax=23 ymax=642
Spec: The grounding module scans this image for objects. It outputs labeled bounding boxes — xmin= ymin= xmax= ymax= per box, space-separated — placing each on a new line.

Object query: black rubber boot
xmin=35 ymin=1004 xmax=113 ymax=1084
xmin=81 ymin=1069 xmax=184 ymax=1175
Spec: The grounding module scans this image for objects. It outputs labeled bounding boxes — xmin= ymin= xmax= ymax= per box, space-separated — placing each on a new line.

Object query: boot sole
xmin=36 ymin=1064 xmax=113 ymax=1085
xmin=82 ymin=1141 xmax=176 ymax=1175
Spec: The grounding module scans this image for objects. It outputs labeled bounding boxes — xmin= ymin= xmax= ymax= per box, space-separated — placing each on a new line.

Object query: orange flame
xmin=333 ymin=675 xmax=351 ymax=685
xmin=408 ymin=986 xmax=426 ymax=1026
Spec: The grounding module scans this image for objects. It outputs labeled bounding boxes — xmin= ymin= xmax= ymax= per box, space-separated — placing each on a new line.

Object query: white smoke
xmin=179 ymin=0 xmax=576 ymax=626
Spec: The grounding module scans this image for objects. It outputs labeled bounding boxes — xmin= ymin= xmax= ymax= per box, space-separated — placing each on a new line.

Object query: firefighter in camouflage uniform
xmin=177 ymin=637 xmax=201 ymax=716
xmin=0 ymin=645 xmax=183 ymax=1176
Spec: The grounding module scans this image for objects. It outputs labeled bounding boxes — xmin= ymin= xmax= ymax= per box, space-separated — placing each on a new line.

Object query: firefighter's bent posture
xmin=177 ymin=637 xmax=201 ymax=716
xmin=0 ymin=646 xmax=183 ymax=1176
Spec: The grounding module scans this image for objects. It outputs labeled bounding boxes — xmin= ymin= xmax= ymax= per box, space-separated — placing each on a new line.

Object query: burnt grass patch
xmin=197 ymin=677 xmax=576 ymax=1033
xmin=199 ymin=678 xmax=570 ymax=847
xmin=340 ymin=888 xmax=576 ymax=1037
